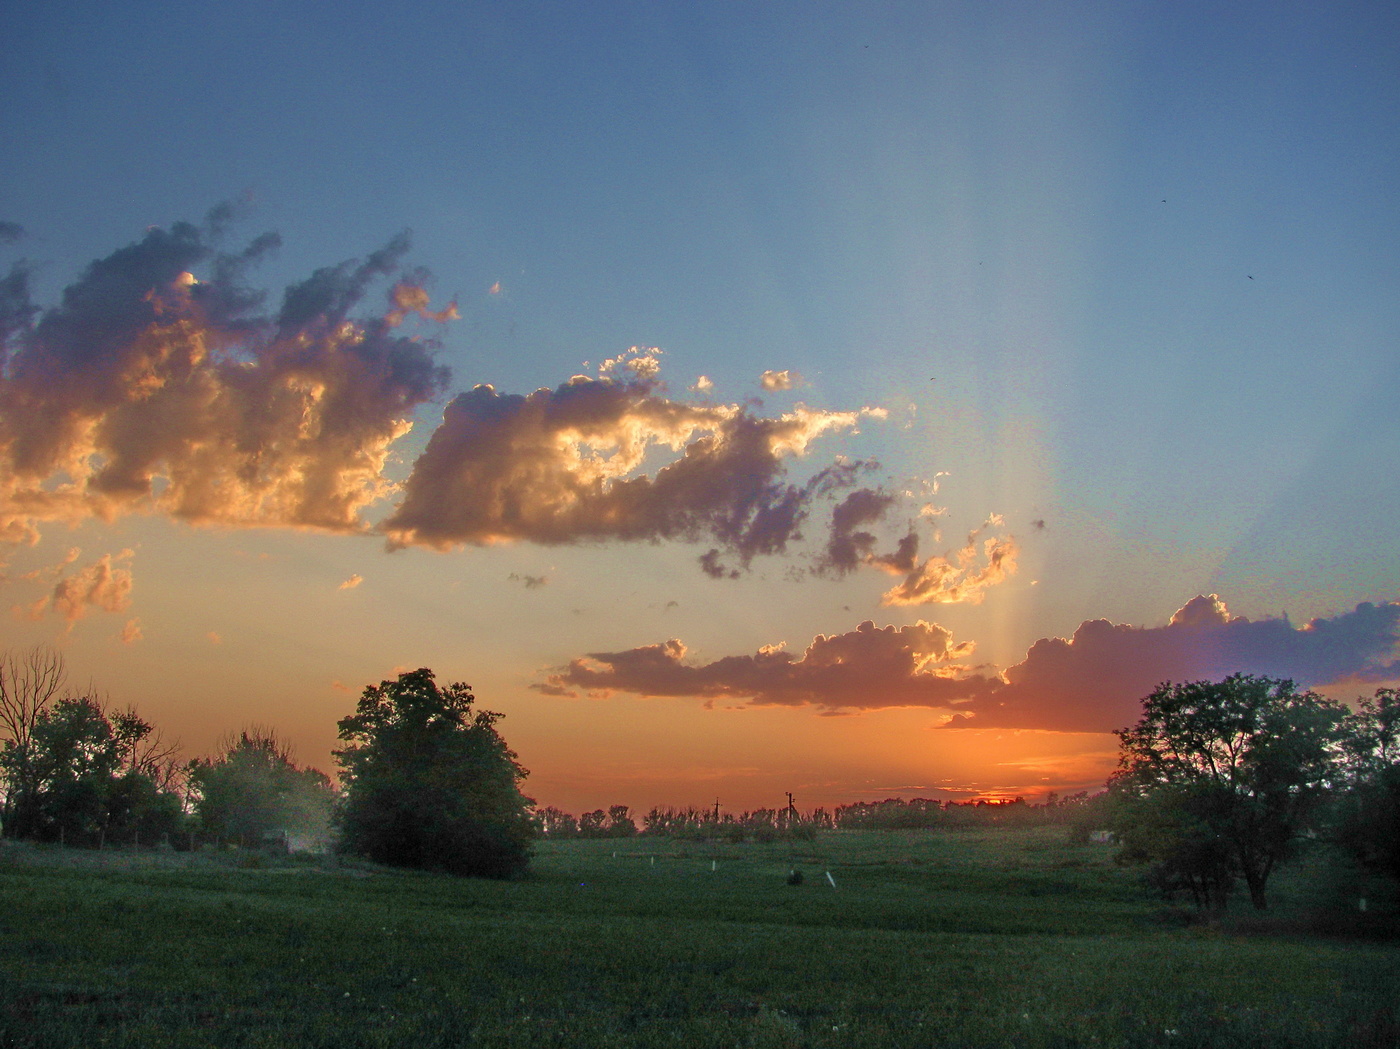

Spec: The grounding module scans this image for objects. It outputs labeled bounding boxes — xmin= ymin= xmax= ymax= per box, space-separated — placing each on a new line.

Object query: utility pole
xmin=713 ymin=797 xmax=720 ymax=824
xmin=785 ymin=792 xmax=797 ymax=827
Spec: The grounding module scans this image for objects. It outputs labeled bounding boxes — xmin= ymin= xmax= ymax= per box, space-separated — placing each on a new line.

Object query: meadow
xmin=1 ymin=827 xmax=1397 ymax=1048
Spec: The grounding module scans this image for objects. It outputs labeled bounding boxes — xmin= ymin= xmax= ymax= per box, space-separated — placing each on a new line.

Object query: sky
xmin=2 ymin=1 xmax=1398 ymax=816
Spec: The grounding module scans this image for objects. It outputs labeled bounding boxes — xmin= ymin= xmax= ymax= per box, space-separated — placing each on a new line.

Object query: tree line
xmin=2 ymin=645 xmax=1397 ymax=909
xmin=0 ymin=650 xmax=531 ymax=876
xmin=534 ymin=794 xmax=1094 ymax=843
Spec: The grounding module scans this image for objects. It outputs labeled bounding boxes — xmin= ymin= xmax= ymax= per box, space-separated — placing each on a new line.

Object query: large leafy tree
xmin=188 ymin=730 xmax=336 ymax=848
xmin=334 ymin=669 xmax=533 ymax=878
xmin=1335 ymin=688 xmax=1400 ymax=879
xmin=1109 ymin=674 xmax=1347 ymax=911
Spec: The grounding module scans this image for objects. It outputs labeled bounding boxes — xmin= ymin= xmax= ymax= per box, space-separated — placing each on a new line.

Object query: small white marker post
xmin=1359 ymin=897 xmax=1368 ymax=913
xmin=825 ymin=871 xmax=837 ymax=889
xmin=711 ymin=860 xmax=717 ymax=872
xmin=650 ymin=855 xmax=655 ymax=867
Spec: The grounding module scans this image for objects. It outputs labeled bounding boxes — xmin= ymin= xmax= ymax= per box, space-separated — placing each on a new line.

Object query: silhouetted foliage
xmin=1109 ymin=674 xmax=1347 ymax=911
xmin=1 ymin=693 xmax=183 ymax=846
xmin=0 ymin=645 xmax=69 ymax=837
xmin=534 ymin=805 xmax=579 ymax=838
xmin=188 ymin=730 xmax=336 ymax=849
xmin=1335 ymin=688 xmax=1400 ymax=880
xmin=334 ymin=669 xmax=533 ymax=878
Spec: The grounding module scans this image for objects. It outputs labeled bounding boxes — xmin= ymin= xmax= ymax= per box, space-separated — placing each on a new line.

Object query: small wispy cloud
xmin=338 ymin=574 xmax=364 ymax=590
xmin=759 ymin=369 xmax=799 ymax=391
xmin=20 ymin=549 xmax=135 ymax=627
xmin=120 ymin=618 xmax=143 ymax=644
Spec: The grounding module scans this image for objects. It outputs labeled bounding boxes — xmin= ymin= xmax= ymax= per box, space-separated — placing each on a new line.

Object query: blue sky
xmin=2 ymin=1 xmax=1397 ymax=811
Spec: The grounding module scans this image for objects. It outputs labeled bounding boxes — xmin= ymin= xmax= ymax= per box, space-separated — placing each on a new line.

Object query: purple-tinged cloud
xmin=535 ymin=595 xmax=1400 ymax=732
xmin=381 ymin=357 xmax=883 ymax=573
xmin=0 ymin=209 xmax=449 ymax=545
xmin=817 ymin=497 xmax=1020 ymax=606
xmin=948 ymin=595 xmax=1400 ymax=731
xmin=818 ymin=488 xmax=899 ymax=575
xmin=536 ymin=619 xmax=999 ymax=710
xmin=878 ymin=516 xmax=1018 ymax=607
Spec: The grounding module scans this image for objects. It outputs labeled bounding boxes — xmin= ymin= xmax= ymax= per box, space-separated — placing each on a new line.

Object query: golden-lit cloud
xmin=817 ymin=496 xmax=1018 ymax=606
xmin=759 ymin=369 xmax=798 ymax=391
xmin=1 ymin=221 xmax=915 ymax=581
xmin=878 ymin=516 xmax=1018 ymax=607
xmin=0 ymin=211 xmax=449 ymax=545
xmin=120 ymin=617 xmax=143 ymax=644
xmin=382 ymin=354 xmax=885 ymax=576
xmin=538 ymin=596 xmax=1400 ymax=732
xmin=386 ymin=282 xmax=459 ymax=325
xmin=22 ymin=549 xmax=134 ymax=625
xmin=338 ymin=574 xmax=364 ymax=590
xmin=536 ymin=619 xmax=998 ymax=710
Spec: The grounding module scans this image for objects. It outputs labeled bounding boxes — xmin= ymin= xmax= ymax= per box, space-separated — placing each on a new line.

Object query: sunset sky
xmin=2 ymin=1 xmax=1398 ymax=815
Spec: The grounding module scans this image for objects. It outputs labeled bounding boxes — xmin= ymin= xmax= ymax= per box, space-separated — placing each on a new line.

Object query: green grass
xmin=2 ymin=828 xmax=1397 ymax=1047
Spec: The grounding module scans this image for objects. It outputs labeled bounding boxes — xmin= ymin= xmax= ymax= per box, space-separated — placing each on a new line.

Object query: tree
xmin=1109 ymin=674 xmax=1347 ymax=911
xmin=5 ymin=694 xmax=184 ymax=846
xmin=334 ymin=668 xmax=533 ymax=878
xmin=1335 ymin=688 xmax=1400 ymax=879
xmin=188 ymin=730 xmax=336 ymax=849
xmin=0 ymin=645 xmax=68 ymax=837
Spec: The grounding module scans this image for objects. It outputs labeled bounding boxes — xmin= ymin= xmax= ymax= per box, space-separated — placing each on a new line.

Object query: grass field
xmin=2 ymin=827 xmax=1398 ymax=1047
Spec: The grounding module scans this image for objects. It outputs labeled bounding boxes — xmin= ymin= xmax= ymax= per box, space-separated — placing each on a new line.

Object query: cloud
xmin=878 ymin=516 xmax=1018 ymax=607
xmin=120 ymin=618 xmax=143 ymax=644
xmin=0 ymin=222 xmax=22 ymax=245
xmin=947 ymin=595 xmax=1400 ymax=732
xmin=536 ymin=595 xmax=1400 ymax=732
xmin=206 ymin=631 xmax=222 ymax=645
xmin=690 ymin=375 xmax=713 ymax=393
xmin=386 ymin=282 xmax=459 ymax=326
xmin=23 ymin=550 xmax=134 ymax=625
xmin=508 ymin=572 xmax=548 ymax=589
xmin=536 ymin=619 xmax=997 ymax=710
xmin=1 ymin=211 xmax=998 ymax=588
xmin=338 ymin=574 xmax=364 ymax=590
xmin=817 ymin=488 xmax=899 ymax=575
xmin=381 ymin=354 xmax=883 ymax=575
xmin=816 ymin=498 xmax=1018 ymax=606
xmin=0 ymin=208 xmax=450 ymax=546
